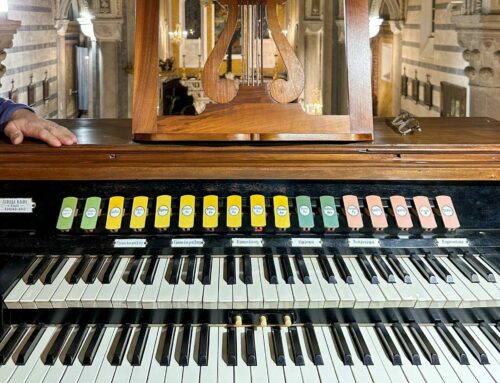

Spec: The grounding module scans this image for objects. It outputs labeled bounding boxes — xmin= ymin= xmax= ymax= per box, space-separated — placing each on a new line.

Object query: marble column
xmin=390 ymin=20 xmax=403 ymax=116
xmin=0 ymin=17 xmax=21 ymax=88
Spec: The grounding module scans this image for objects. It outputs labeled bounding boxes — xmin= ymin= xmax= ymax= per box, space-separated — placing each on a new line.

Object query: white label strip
xmin=0 ymin=198 xmax=34 ymax=213
xmin=113 ymin=238 xmax=148 ymax=248
xmin=290 ymin=238 xmax=323 ymax=248
xmin=348 ymin=238 xmax=381 ymax=248
xmin=171 ymin=238 xmax=205 ymax=248
xmin=231 ymin=238 xmax=264 ymax=248
xmin=435 ymin=238 xmax=470 ymax=248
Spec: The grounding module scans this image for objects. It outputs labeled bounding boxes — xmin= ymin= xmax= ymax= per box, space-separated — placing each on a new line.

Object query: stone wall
xmin=1 ymin=0 xmax=59 ymax=119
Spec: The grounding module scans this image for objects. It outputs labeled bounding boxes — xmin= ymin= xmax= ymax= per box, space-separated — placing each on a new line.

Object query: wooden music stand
xmin=133 ymin=0 xmax=374 ymax=142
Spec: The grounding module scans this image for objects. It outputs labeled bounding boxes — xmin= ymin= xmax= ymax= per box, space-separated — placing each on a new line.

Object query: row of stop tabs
xmin=56 ymin=194 xmax=460 ymax=233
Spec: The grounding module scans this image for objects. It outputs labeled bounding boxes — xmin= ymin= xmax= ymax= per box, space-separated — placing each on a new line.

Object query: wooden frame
xmin=133 ymin=0 xmax=374 ymax=142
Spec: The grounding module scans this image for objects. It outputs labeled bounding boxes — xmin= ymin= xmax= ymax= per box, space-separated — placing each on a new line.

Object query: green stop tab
xmin=80 ymin=197 xmax=102 ymax=231
xmin=320 ymin=195 xmax=339 ymax=231
xmin=56 ymin=197 xmax=78 ymax=232
xmin=296 ymin=195 xmax=314 ymax=230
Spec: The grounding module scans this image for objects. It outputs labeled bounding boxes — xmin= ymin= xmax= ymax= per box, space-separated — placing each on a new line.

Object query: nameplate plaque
xmin=291 ymin=238 xmax=323 ymax=248
xmin=231 ymin=238 xmax=264 ymax=248
xmin=0 ymin=198 xmax=34 ymax=213
xmin=348 ymin=238 xmax=381 ymax=248
xmin=435 ymin=238 xmax=470 ymax=248
xmin=113 ymin=238 xmax=148 ymax=248
xmin=171 ymin=238 xmax=205 ymax=248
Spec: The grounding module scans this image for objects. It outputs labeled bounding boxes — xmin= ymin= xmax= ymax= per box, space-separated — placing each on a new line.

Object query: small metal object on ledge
xmin=390 ymin=112 xmax=422 ymax=136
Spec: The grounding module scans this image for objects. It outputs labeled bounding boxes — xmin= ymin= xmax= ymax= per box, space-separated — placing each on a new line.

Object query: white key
xmin=386 ymin=257 xmax=418 ymax=307
xmin=250 ymin=327 xmax=270 ymax=383
xmin=182 ymin=326 xmax=200 ymax=383
xmin=217 ymin=328 xmax=234 ymax=383
xmin=80 ymin=258 xmax=107 ymax=308
xmin=172 ymin=258 xmax=190 ymax=309
xmin=261 ymin=327 xmax=285 ymax=383
xmin=187 ymin=258 xmax=204 ymax=309
xmin=146 ymin=327 xmax=167 ymax=383
xmin=364 ymin=326 xmax=408 ymax=383
xmin=130 ymin=327 xmax=160 ymax=383
xmin=164 ymin=327 xmax=183 ymax=383
xmin=368 ymin=256 xmax=402 ymax=307
xmin=199 ymin=327 xmax=219 ymax=383
xmin=289 ymin=258 xmax=310 ymax=309
xmin=274 ymin=257 xmax=294 ymax=309
xmin=34 ymin=258 xmax=76 ymax=309
xmin=400 ymin=258 xmax=433 ymax=308
xmin=469 ymin=325 xmax=500 ymax=380
xmin=345 ymin=258 xmax=378 ymax=308
xmin=110 ymin=258 xmax=134 ymax=309
xmin=357 ymin=326 xmax=394 ymax=382
xmin=296 ymin=327 xmax=321 ymax=383
xmin=233 ymin=258 xmax=248 ymax=309
xmin=313 ymin=326 xmax=339 ymax=383
xmin=409 ymin=258 xmax=448 ymax=308
xmin=76 ymin=327 xmax=116 ymax=383
xmin=0 ymin=326 xmax=29 ymax=383
xmin=66 ymin=258 xmax=96 ymax=308
xmin=42 ymin=326 xmax=76 ymax=383
xmin=110 ymin=328 xmax=134 ymax=383
xmin=234 ymin=327 xmax=251 ymax=383
xmin=302 ymin=259 xmax=324 ymax=308
xmin=142 ymin=258 xmax=168 ymax=309
xmin=202 ymin=257 xmax=219 ymax=309
xmin=475 ymin=269 xmax=500 ymax=304
xmin=436 ymin=258 xmax=477 ymax=308
xmin=7 ymin=326 xmax=56 ymax=383
xmin=19 ymin=259 xmax=55 ymax=309
xmin=247 ymin=258 xmax=264 ymax=309
xmin=341 ymin=326 xmax=372 ymax=383
xmin=281 ymin=328 xmax=303 ymax=383
xmin=326 ymin=257 xmax=355 ymax=308
xmin=258 ymin=258 xmax=279 ymax=309
xmin=431 ymin=261 xmax=462 ymax=308
xmin=4 ymin=259 xmax=41 ymax=309
xmin=157 ymin=257 xmax=175 ymax=309
xmin=218 ymin=258 xmax=233 ymax=309
xmin=126 ymin=259 xmax=148 ymax=308
xmin=94 ymin=258 xmax=128 ymax=307
xmin=386 ymin=326 xmax=426 ymax=383
xmin=351 ymin=258 xmax=387 ymax=308
xmin=310 ymin=258 xmax=340 ymax=308
xmin=60 ymin=328 xmax=89 ymax=383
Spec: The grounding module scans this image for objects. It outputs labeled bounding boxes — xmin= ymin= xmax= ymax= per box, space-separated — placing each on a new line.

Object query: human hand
xmin=3 ymin=109 xmax=77 ymax=147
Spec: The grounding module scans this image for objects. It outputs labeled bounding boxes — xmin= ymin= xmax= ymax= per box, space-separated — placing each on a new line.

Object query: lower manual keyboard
xmin=4 ymin=251 xmax=500 ymax=310
xmin=0 ymin=322 xmax=498 ymax=383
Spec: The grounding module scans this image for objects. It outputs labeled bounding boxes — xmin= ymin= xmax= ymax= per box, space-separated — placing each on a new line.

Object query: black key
xmin=478 ymin=322 xmax=500 ymax=353
xmin=265 ymin=252 xmax=278 ymax=284
xmin=27 ymin=256 xmax=51 ymax=285
xmin=185 ymin=255 xmax=197 ymax=285
xmin=331 ymin=322 xmax=353 ymax=365
xmin=127 ymin=257 xmax=144 ymax=284
xmin=375 ymin=323 xmax=401 ymax=365
xmin=392 ymin=322 xmax=421 ymax=365
xmin=160 ymin=324 xmax=175 ymax=366
xmin=435 ymin=322 xmax=468 ymax=364
xmin=463 ymin=252 xmax=495 ymax=283
xmin=305 ymin=323 xmax=323 ymax=365
xmin=0 ymin=326 xmax=10 ymax=345
xmin=16 ymin=324 xmax=46 ymax=365
xmin=357 ymin=253 xmax=379 ymax=284
xmin=410 ymin=253 xmax=437 ymax=284
xmin=70 ymin=256 xmax=91 ymax=284
xmin=243 ymin=255 xmax=253 ymax=284
xmin=409 ymin=322 xmax=439 ymax=365
xmin=425 ymin=253 xmax=453 ymax=283
xmin=333 ymin=253 xmax=353 ymax=284
xmin=449 ymin=253 xmax=479 ymax=283
xmin=280 ymin=252 xmax=295 ymax=284
xmin=227 ymin=327 xmax=237 ymax=366
xmin=245 ymin=327 xmax=257 ymax=366
xmin=168 ymin=255 xmax=182 ymax=284
xmin=271 ymin=327 xmax=286 ymax=366
xmin=0 ymin=324 xmax=28 ymax=364
xmin=144 ymin=256 xmax=159 ymax=285
xmin=111 ymin=324 xmax=132 ymax=366
xmin=387 ymin=253 xmax=412 ymax=283
xmin=86 ymin=256 xmax=106 ymax=284
xmin=453 ymin=322 xmax=488 ymax=364
xmin=179 ymin=324 xmax=192 ymax=366
xmin=45 ymin=256 xmax=68 ymax=285
xmin=372 ymin=254 xmax=395 ymax=283
xmin=132 ymin=324 xmax=150 ymax=366
xmin=480 ymin=254 xmax=500 ymax=276
xmin=198 ymin=324 xmax=209 ymax=366
xmin=288 ymin=327 xmax=304 ymax=366
xmin=201 ymin=254 xmax=212 ymax=285
xmin=294 ymin=253 xmax=311 ymax=284
xmin=45 ymin=324 xmax=71 ymax=365
xmin=226 ymin=255 xmax=236 ymax=285
xmin=349 ymin=323 xmax=373 ymax=365
xmin=102 ymin=257 xmax=120 ymax=284
xmin=64 ymin=324 xmax=89 ymax=365
xmin=318 ymin=252 xmax=336 ymax=284
xmin=83 ymin=324 xmax=105 ymax=365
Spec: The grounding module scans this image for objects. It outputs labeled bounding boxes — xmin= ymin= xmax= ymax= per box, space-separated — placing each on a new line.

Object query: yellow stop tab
xmin=203 ymin=195 xmax=219 ymax=230
xmin=273 ymin=195 xmax=291 ymax=230
xmin=179 ymin=195 xmax=196 ymax=230
xmin=130 ymin=196 xmax=148 ymax=231
xmin=226 ymin=195 xmax=242 ymax=229
xmin=250 ymin=194 xmax=266 ymax=229
xmin=105 ymin=196 xmax=125 ymax=232
xmin=154 ymin=195 xmax=172 ymax=230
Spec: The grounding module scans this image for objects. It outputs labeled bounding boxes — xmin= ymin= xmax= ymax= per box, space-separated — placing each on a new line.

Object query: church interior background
xmin=0 ymin=0 xmax=499 ymax=123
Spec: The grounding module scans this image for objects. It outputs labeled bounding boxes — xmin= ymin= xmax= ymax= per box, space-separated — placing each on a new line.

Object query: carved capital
xmin=92 ymin=18 xmax=123 ymax=42
xmin=389 ymin=20 xmax=404 ymax=35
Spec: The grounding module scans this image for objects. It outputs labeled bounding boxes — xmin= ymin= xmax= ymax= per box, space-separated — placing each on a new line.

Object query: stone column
xmin=390 ymin=20 xmax=403 ymax=116
xmin=0 ymin=18 xmax=21 ymax=88
xmin=453 ymin=14 xmax=500 ymax=120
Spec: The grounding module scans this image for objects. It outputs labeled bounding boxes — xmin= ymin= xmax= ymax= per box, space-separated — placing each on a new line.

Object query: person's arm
xmin=0 ymin=98 xmax=77 ymax=147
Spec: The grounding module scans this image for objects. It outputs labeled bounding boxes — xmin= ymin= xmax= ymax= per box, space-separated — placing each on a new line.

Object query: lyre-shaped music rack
xmin=133 ymin=0 xmax=374 ymax=142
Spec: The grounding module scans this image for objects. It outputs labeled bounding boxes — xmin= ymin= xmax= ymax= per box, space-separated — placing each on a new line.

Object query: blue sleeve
xmin=0 ymin=98 xmax=34 ymax=133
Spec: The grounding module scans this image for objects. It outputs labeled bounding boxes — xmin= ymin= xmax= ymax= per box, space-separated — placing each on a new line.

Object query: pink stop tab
xmin=366 ymin=195 xmax=388 ymax=230
xmin=413 ymin=196 xmax=437 ymax=231
xmin=343 ymin=195 xmax=363 ymax=230
xmin=436 ymin=195 xmax=460 ymax=230
xmin=389 ymin=196 xmax=413 ymax=230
